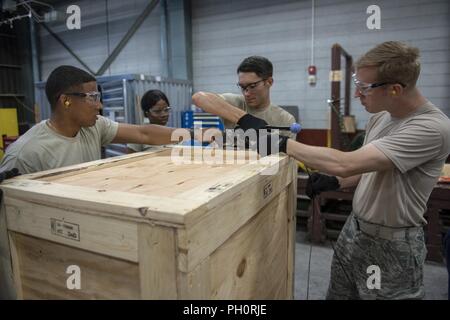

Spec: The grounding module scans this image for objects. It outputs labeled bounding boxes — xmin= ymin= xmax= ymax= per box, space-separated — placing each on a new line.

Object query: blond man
xmin=193 ymin=41 xmax=450 ymax=299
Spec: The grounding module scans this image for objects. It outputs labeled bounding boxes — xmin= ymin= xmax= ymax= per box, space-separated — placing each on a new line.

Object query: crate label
xmin=263 ymin=182 xmax=273 ymax=199
xmin=51 ymin=218 xmax=80 ymax=242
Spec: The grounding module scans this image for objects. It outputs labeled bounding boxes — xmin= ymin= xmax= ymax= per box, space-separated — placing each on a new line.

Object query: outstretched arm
xmin=112 ymin=123 xmax=177 ymax=145
xmin=337 ymin=174 xmax=362 ymax=189
xmin=113 ymin=123 xmax=221 ymax=146
xmin=287 ymin=140 xmax=394 ymax=177
xmin=193 ymin=91 xmax=392 ymax=178
xmin=192 ymin=92 xmax=245 ymax=123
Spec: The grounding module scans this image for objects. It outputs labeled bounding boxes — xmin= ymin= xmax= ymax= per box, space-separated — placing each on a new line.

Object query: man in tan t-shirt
xmin=0 ymin=65 xmax=203 ymax=299
xmin=195 ymin=56 xmax=297 ymax=140
xmin=193 ymin=42 xmax=450 ymax=299
xmin=0 ymin=65 xmax=187 ymax=175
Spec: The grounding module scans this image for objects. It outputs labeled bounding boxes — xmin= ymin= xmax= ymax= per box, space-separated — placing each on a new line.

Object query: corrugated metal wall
xmin=36 ymin=0 xmax=193 ymax=128
xmin=0 ymin=31 xmax=22 ymax=109
xmin=39 ymin=0 xmax=162 ymax=79
xmin=191 ymin=0 xmax=450 ymax=129
xmin=0 ymin=19 xmax=35 ymax=127
xmin=36 ymin=0 xmax=450 ymax=130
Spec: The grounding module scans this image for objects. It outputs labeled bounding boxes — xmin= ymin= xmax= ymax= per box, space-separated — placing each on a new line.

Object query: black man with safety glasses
xmin=0 ymin=65 xmax=185 ymax=174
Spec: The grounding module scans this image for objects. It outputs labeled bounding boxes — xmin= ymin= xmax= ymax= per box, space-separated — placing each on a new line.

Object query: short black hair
xmin=140 ymin=89 xmax=170 ymax=113
xmin=45 ymin=65 xmax=96 ymax=111
xmin=237 ymin=56 xmax=273 ymax=79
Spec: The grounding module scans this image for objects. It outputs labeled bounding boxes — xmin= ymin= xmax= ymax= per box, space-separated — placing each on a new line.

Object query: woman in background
xmin=127 ymin=89 xmax=172 ymax=153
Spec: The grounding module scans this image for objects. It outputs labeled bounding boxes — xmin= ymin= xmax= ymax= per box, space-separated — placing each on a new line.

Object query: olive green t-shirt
xmin=353 ymin=101 xmax=450 ymax=227
xmin=219 ymin=93 xmax=297 ymax=139
xmin=0 ymin=116 xmax=119 ymax=174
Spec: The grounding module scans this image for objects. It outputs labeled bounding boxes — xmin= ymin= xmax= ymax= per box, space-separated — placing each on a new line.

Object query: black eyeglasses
xmin=236 ymin=79 xmax=267 ymax=93
xmin=63 ymin=91 xmax=102 ymax=103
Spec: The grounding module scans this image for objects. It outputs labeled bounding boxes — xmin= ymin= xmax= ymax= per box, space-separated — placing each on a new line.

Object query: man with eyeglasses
xmin=194 ymin=41 xmax=450 ymax=299
xmin=194 ymin=56 xmax=297 ymax=139
xmin=0 ymin=65 xmax=181 ymax=174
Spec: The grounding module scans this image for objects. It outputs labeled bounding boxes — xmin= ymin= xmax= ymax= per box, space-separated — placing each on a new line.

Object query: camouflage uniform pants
xmin=444 ymin=230 xmax=450 ymax=300
xmin=326 ymin=213 xmax=427 ymax=300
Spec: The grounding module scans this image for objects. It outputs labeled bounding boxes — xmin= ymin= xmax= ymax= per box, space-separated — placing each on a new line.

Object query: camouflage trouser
xmin=326 ymin=213 xmax=427 ymax=300
xmin=444 ymin=230 xmax=450 ymax=300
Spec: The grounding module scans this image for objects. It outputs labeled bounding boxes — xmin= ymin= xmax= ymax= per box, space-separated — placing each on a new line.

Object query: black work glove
xmin=236 ymin=114 xmax=289 ymax=156
xmin=0 ymin=168 xmax=20 ymax=184
xmin=305 ymin=173 xmax=340 ymax=198
xmin=237 ymin=129 xmax=289 ymax=156
xmin=256 ymin=133 xmax=289 ymax=156
xmin=236 ymin=113 xmax=268 ymax=131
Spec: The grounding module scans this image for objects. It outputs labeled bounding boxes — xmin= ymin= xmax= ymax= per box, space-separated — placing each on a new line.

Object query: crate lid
xmin=1 ymin=148 xmax=292 ymax=227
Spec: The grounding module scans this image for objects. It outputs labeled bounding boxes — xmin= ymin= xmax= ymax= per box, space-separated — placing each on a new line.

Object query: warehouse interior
xmin=0 ymin=0 xmax=449 ymax=301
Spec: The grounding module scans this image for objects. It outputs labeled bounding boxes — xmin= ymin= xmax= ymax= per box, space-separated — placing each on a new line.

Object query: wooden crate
xmin=0 ymin=148 xmax=297 ymax=299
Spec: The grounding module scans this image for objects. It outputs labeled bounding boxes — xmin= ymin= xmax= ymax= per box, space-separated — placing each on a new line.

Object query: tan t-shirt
xmin=219 ymin=93 xmax=297 ymax=139
xmin=353 ymin=101 xmax=450 ymax=227
xmin=0 ymin=116 xmax=119 ymax=174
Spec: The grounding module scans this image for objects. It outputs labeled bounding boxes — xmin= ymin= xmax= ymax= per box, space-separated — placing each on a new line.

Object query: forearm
xmin=337 ymin=174 xmax=361 ymax=189
xmin=286 ymin=139 xmax=353 ymax=177
xmin=141 ymin=125 xmax=178 ymax=145
xmin=113 ymin=124 xmax=177 ymax=145
xmin=192 ymin=92 xmax=245 ymax=124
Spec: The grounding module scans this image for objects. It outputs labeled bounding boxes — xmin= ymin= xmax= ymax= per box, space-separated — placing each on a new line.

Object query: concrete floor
xmin=294 ymin=230 xmax=449 ymax=300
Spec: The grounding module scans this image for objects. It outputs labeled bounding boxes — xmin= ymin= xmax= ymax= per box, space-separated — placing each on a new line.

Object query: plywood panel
xmin=177 ymin=159 xmax=293 ymax=272
xmin=12 ymin=233 xmax=140 ymax=299
xmin=286 ymin=178 xmax=297 ymax=298
xmin=138 ymin=224 xmax=178 ymax=299
xmin=43 ymin=150 xmax=251 ymax=199
xmin=2 ymin=178 xmax=192 ymax=225
xmin=177 ymin=258 xmax=211 ymax=299
xmin=209 ymin=189 xmax=290 ymax=299
xmin=8 ymin=233 xmax=22 ymax=299
xmin=5 ymin=198 xmax=139 ymax=262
